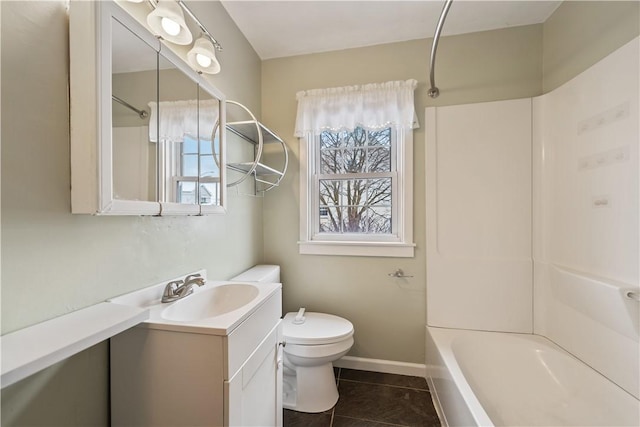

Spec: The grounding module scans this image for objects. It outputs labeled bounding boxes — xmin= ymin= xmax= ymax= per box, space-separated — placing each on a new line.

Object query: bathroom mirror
xmin=111 ymin=17 xmax=158 ymax=204
xmin=70 ymin=1 xmax=226 ymax=215
xmin=197 ymin=86 xmax=223 ymax=207
xmin=155 ymin=49 xmax=200 ymax=208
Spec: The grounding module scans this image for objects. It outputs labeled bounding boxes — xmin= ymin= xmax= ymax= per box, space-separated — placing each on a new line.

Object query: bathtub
xmin=426 ymin=326 xmax=640 ymax=426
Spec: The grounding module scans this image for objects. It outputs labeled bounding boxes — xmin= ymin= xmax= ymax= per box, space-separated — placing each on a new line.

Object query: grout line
xmin=333 ymin=414 xmax=409 ymax=427
xmin=338 ymin=378 xmax=430 ymax=392
xmin=330 ymin=367 xmax=339 ymax=426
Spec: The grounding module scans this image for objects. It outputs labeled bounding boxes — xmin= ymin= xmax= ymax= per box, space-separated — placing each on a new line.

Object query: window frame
xmin=160 ymin=135 xmax=221 ymax=205
xmin=299 ymin=126 xmax=415 ymax=257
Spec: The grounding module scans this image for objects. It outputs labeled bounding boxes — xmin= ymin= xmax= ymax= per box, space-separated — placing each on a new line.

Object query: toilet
xmin=280 ymin=309 xmax=354 ymax=412
xmin=231 ymin=265 xmax=354 ymax=413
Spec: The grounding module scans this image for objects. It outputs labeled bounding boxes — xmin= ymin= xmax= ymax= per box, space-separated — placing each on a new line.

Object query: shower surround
xmin=425 ymin=37 xmax=639 ymax=426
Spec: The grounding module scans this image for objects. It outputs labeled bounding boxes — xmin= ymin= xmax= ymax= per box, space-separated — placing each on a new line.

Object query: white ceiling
xmin=220 ymin=0 xmax=562 ymax=60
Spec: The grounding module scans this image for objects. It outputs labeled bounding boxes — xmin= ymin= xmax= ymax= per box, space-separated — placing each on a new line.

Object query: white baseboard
xmin=333 ymin=356 xmax=427 ymax=378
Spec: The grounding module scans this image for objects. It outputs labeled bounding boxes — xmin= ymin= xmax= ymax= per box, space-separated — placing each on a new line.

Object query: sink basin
xmin=108 ymin=271 xmax=281 ymax=335
xmin=161 ymin=284 xmax=260 ymax=322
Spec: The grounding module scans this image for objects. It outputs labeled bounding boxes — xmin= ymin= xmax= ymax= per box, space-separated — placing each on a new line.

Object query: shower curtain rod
xmin=428 ymin=0 xmax=453 ymax=99
xmin=112 ymin=95 xmax=148 ymax=119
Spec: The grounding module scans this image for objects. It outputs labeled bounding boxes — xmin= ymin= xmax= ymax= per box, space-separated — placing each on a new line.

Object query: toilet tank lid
xmin=283 ymin=312 xmax=354 ymax=345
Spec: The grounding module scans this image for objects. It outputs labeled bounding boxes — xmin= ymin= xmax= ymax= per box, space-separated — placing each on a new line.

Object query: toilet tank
xmin=231 ymin=265 xmax=280 ymax=283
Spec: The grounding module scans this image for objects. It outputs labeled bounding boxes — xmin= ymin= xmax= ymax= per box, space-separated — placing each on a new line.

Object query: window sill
xmin=298 ymin=241 xmax=415 ymax=258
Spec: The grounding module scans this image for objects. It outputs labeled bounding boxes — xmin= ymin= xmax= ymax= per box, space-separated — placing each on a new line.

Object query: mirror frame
xmin=70 ymin=0 xmax=227 ymax=215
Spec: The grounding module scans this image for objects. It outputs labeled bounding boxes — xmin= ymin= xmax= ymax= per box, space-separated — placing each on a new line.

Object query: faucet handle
xmin=168 ymin=279 xmax=183 ymax=288
xmin=161 ymin=280 xmax=184 ymax=303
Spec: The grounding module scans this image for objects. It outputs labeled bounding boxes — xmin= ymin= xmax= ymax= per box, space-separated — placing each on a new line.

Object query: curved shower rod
xmin=428 ymin=0 xmax=453 ymax=99
xmin=112 ymin=95 xmax=148 ymax=119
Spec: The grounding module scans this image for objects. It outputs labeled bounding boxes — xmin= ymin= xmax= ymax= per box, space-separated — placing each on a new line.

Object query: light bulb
xmin=187 ymin=37 xmax=220 ymax=74
xmin=196 ymin=53 xmax=212 ymax=68
xmin=161 ymin=17 xmax=181 ymax=37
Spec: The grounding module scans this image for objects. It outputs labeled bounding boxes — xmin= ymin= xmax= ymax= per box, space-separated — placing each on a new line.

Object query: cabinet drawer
xmin=224 ymin=288 xmax=281 ymax=378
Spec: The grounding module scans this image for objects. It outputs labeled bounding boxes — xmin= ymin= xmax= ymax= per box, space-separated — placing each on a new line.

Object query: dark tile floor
xmin=283 ymin=368 xmax=441 ymax=427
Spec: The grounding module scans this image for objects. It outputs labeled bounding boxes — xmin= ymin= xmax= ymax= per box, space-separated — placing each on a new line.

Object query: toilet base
xmin=283 ymin=362 xmax=338 ymax=413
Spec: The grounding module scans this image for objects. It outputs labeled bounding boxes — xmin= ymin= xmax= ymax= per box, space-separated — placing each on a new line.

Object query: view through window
xmin=317 ymin=127 xmax=394 ymax=235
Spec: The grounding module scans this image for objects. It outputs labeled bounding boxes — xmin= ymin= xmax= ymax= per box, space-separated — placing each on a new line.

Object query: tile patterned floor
xmin=283 ymin=368 xmax=441 ymax=427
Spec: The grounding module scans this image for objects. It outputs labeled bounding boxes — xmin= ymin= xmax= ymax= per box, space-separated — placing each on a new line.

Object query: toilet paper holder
xmin=388 ymin=269 xmax=413 ymax=278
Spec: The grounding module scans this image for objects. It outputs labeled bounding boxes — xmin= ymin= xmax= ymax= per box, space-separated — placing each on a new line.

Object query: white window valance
xmin=148 ymin=99 xmax=219 ymax=143
xmin=294 ymin=79 xmax=419 ymax=137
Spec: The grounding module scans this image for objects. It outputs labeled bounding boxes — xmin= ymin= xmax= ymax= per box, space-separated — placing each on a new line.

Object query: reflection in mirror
xmin=199 ymin=86 xmax=221 ymax=206
xmin=154 ymin=52 xmax=200 ymax=205
xmin=111 ymin=17 xmax=158 ymax=202
xmin=147 ymin=53 xmax=222 ymax=207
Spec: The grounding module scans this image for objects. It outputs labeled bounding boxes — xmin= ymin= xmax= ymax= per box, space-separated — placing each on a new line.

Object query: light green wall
xmin=1 ymin=1 xmax=261 ymax=425
xmin=2 ymin=0 xmax=639 ymax=424
xmin=1 ymin=343 xmax=109 ymax=426
xmin=543 ymin=1 xmax=640 ymax=92
xmin=261 ymin=25 xmax=543 ymax=364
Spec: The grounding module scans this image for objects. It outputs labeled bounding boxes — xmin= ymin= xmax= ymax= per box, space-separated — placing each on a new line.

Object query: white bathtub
xmin=426 ymin=326 xmax=640 ymax=427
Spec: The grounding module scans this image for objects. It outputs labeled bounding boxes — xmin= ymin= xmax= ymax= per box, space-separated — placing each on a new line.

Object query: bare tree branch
xmin=319 ymin=127 xmax=393 ymax=234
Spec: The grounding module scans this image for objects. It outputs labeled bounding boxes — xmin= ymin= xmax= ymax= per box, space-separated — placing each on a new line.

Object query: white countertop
xmin=109 ymin=279 xmax=282 ymax=336
xmin=1 ymin=302 xmax=148 ymax=388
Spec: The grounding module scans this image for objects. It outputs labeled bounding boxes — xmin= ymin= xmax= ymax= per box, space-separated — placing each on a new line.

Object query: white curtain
xmin=148 ymin=99 xmax=219 ymax=142
xmin=294 ymin=79 xmax=419 ymax=137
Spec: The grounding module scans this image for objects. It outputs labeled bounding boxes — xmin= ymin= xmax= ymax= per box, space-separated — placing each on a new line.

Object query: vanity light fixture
xmin=143 ymin=0 xmax=223 ymax=73
xmin=146 ymin=0 xmax=193 ymax=45
xmin=187 ymin=36 xmax=221 ymax=74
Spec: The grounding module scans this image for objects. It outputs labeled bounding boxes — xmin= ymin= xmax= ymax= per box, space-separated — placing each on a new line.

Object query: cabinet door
xmin=111 ymin=327 xmax=225 ymax=427
xmin=225 ymin=321 xmax=283 ymax=427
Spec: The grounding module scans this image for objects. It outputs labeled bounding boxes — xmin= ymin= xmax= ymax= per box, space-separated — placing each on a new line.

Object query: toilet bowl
xmin=282 ymin=311 xmax=354 ymax=413
xmin=231 ymin=265 xmax=355 ymax=414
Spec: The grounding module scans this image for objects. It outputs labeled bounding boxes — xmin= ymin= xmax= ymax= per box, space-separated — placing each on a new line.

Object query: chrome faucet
xmin=161 ymin=273 xmax=205 ymax=303
xmin=178 ymin=274 xmax=205 ymax=296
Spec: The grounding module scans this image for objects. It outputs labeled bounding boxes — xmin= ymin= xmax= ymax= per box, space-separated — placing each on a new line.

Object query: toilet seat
xmin=283 ymin=312 xmax=354 ymax=345
xmin=283 ymin=337 xmax=355 ymax=359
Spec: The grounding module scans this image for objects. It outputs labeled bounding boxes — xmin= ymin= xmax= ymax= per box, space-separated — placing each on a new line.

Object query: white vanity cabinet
xmin=110 ymin=289 xmax=282 ymax=427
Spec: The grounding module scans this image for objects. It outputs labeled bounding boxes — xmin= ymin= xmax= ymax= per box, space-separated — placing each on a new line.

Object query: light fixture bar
xmin=176 ymin=0 xmax=223 ymax=51
xmin=147 ymin=0 xmax=222 ymax=51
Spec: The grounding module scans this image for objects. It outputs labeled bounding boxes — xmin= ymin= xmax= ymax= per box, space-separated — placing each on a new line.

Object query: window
xmin=295 ymin=80 xmax=417 ymax=257
xmin=172 ymin=135 xmax=220 ymax=205
xmin=317 ymin=127 xmax=393 ymax=236
xmin=150 ymin=99 xmax=221 ymax=206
